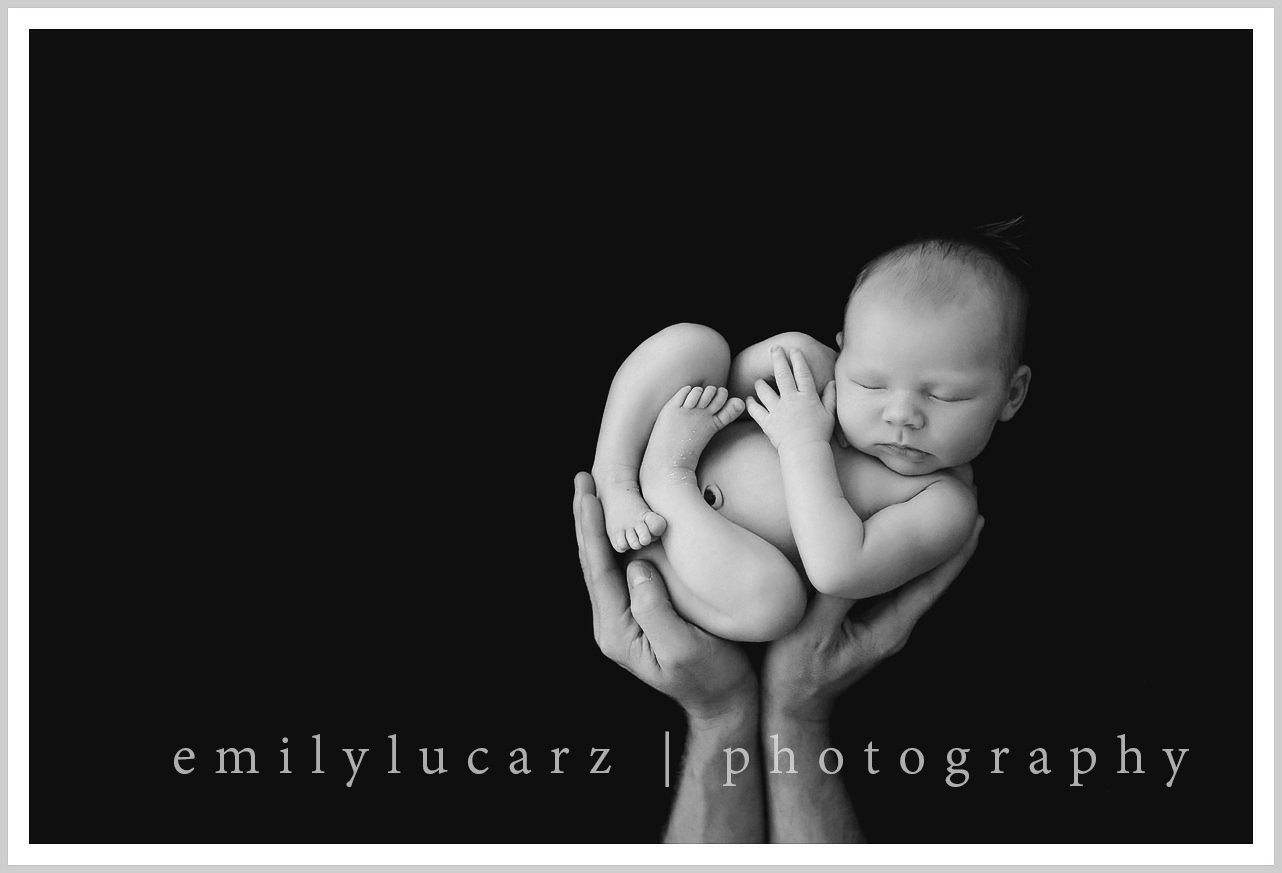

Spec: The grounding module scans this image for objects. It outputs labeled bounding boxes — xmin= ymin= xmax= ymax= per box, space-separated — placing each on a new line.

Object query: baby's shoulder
xmin=833 ymin=449 xmax=975 ymax=519
xmin=928 ymin=465 xmax=977 ymax=509
xmin=918 ymin=467 xmax=978 ymax=515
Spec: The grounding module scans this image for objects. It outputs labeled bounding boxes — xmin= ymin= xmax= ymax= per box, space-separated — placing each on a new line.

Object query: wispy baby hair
xmin=846 ymin=217 xmax=1031 ymax=373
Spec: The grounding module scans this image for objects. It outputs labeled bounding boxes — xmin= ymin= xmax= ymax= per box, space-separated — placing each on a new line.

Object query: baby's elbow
xmin=810 ymin=562 xmax=909 ymax=601
xmin=808 ymin=564 xmax=866 ymax=599
xmin=808 ymin=571 xmax=849 ymax=597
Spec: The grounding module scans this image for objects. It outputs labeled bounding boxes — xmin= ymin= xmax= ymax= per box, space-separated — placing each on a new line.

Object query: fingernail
xmin=627 ymin=563 xmax=651 ymax=589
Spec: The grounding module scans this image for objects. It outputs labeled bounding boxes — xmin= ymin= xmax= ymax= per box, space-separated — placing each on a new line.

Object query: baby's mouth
xmin=878 ymin=442 xmax=930 ymax=460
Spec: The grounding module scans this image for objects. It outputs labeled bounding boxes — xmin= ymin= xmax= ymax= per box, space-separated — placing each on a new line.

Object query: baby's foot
xmin=640 ymin=386 xmax=746 ymax=498
xmin=594 ymin=463 xmax=668 ymax=553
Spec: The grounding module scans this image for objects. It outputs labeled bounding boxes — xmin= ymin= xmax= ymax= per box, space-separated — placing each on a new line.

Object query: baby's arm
xmin=748 ymin=347 xmax=977 ymax=599
xmin=780 ymin=445 xmax=976 ymax=598
xmin=639 ymin=386 xmax=806 ymax=642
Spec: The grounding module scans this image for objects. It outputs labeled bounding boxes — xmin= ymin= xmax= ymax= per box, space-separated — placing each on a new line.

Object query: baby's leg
xmin=593 ymin=324 xmax=731 ymax=553
xmin=728 ymin=331 xmax=838 ymax=398
xmin=639 ymin=386 xmax=806 ymax=641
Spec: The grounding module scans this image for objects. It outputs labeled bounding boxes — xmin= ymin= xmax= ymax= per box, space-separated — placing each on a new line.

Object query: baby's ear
xmin=835 ymin=331 xmax=844 ymax=350
xmin=999 ymin=365 xmax=1032 ymax=422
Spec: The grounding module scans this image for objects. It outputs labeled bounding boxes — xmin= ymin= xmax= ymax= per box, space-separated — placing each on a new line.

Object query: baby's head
xmin=834 ymin=229 xmax=1032 ymax=476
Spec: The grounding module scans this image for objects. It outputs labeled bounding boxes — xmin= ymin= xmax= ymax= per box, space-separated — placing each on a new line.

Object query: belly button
xmin=703 ymin=484 xmax=724 ymax=509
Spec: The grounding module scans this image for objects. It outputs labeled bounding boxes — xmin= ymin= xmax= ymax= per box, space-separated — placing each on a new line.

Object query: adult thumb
xmin=806 ymin=591 xmax=857 ymax=632
xmin=626 ymin=561 xmax=694 ymax=658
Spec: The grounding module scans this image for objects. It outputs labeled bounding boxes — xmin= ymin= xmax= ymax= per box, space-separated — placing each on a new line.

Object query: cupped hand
xmin=746 ymin=346 xmax=837 ymax=450
xmin=761 ymin=515 xmax=985 ymax=722
xmin=574 ymin=472 xmax=756 ymax=724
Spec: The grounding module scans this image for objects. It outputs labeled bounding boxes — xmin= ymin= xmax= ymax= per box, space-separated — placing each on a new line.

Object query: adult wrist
xmin=761 ymin=689 xmax=835 ymax=730
xmin=686 ymin=688 xmax=760 ymax=735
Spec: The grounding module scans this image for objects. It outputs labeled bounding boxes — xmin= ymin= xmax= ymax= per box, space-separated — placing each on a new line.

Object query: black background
xmin=34 ymin=30 xmax=1251 ymax=843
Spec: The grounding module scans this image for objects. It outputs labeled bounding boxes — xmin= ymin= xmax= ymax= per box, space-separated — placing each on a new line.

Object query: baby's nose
xmin=882 ymin=392 xmax=925 ymax=430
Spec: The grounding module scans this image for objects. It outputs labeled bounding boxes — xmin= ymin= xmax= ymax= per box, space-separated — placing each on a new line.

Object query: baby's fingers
xmin=821 ymin=380 xmax=837 ymax=416
xmin=746 ymin=395 xmax=769 ymax=429
xmin=770 ymin=346 xmax=797 ymax=394
xmin=753 ymin=378 xmax=779 ymax=411
xmin=790 ymin=348 xmax=817 ymax=394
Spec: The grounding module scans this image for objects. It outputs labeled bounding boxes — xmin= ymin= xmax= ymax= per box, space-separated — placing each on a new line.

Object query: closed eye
xmin=929 ymin=394 xmax=971 ymax=402
xmin=852 ymin=380 xmax=884 ymax=390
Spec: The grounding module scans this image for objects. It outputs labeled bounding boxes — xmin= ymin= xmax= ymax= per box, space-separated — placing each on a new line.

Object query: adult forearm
xmin=761 ymin=712 xmax=864 ymax=843
xmin=664 ymin=703 xmax=765 ymax=843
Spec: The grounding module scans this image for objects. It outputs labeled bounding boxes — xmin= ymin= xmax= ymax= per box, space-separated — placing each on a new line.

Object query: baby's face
xmin=834 ymin=273 xmax=1028 ymax=476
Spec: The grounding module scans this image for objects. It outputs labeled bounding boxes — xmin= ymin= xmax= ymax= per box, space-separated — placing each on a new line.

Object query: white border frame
xmin=6 ymin=5 xmax=1274 ymax=866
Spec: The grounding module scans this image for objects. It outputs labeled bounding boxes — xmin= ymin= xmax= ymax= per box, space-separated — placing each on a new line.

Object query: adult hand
xmin=762 ymin=515 xmax=985 ymax=723
xmin=573 ymin=472 xmax=757 ymax=724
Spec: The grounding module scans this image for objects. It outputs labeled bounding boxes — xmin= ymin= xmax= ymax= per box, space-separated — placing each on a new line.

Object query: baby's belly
xmin=697 ymin=423 xmax=798 ymax=563
xmin=695 ymin=423 xmax=949 ymax=571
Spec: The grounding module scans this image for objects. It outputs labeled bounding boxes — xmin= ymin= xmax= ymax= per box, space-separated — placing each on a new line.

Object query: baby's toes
xmin=696 ymin=386 xmax=716 ymax=409
xmin=713 ymin=396 xmax=746 ymax=428
xmin=642 ymin=511 xmax=667 ymax=539
xmin=634 ymin=523 xmax=652 ymax=547
xmin=704 ymin=386 xmax=729 ymax=413
xmin=612 ymin=530 xmax=630 ymax=553
xmin=625 ymin=527 xmax=642 ymax=550
xmin=667 ymin=385 xmax=694 ymax=410
xmin=682 ymin=386 xmax=706 ymax=409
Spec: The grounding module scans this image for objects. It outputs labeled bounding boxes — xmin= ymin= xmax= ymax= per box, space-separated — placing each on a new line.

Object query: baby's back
xmin=696 ymin=422 xmax=957 ymax=567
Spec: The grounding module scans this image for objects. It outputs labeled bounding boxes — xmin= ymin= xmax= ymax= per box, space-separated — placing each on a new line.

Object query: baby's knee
xmin=654 ymin=323 xmax=730 ymax=361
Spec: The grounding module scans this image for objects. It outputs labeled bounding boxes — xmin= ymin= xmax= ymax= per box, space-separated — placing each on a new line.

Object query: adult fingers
xmin=770 ymin=346 xmax=797 ymax=394
xmin=790 ymin=348 xmax=816 ymax=394
xmin=626 ymin=561 xmax=698 ymax=665
xmin=804 ymin=591 xmax=858 ymax=634
xmin=573 ymin=472 xmax=593 ymax=557
xmin=574 ymin=473 xmax=632 ymax=645
xmin=572 ymin=473 xmax=599 ymax=637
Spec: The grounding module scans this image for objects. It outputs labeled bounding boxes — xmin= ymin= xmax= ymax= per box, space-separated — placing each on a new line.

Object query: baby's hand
xmin=746 ymin=346 xmax=836 ymax=450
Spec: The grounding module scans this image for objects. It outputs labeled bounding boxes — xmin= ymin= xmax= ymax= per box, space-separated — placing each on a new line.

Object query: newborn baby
xmin=592 ymin=234 xmax=1031 ymax=641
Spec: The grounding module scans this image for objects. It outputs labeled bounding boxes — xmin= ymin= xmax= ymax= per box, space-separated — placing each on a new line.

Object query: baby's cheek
xmin=836 ymin=413 xmax=862 ymax=445
xmin=835 ymin=398 xmax=866 ymax=435
xmin=940 ymin=415 xmax=995 ymax=467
